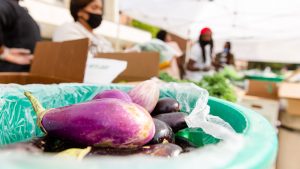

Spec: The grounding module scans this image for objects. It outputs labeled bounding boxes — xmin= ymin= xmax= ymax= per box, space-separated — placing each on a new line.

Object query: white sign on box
xmin=84 ymin=57 xmax=127 ymax=84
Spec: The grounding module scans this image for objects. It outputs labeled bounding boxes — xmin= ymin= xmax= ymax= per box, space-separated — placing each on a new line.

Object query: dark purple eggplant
xmin=148 ymin=119 xmax=175 ymax=144
xmin=154 ymin=112 xmax=188 ymax=133
xmin=24 ymin=92 xmax=155 ymax=148
xmin=141 ymin=143 xmax=183 ymax=157
xmin=152 ymin=98 xmax=180 ymax=116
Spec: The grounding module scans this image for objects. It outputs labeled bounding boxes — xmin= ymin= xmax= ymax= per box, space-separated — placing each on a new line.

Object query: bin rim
xmin=208 ymin=97 xmax=278 ymax=169
xmin=245 ymin=74 xmax=284 ymax=82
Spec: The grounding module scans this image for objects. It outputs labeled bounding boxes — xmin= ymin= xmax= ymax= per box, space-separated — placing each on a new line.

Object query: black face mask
xmin=86 ymin=12 xmax=103 ymax=29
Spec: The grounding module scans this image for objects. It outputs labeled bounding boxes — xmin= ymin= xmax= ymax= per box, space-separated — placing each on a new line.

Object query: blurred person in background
xmin=185 ymin=27 xmax=214 ymax=81
xmin=0 ymin=0 xmax=41 ymax=72
xmin=53 ymin=0 xmax=114 ymax=53
xmin=156 ymin=30 xmax=183 ymax=56
xmin=156 ymin=29 xmax=185 ymax=79
xmin=214 ymin=41 xmax=235 ymax=70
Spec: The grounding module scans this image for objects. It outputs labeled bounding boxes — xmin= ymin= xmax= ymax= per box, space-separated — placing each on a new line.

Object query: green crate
xmin=246 ymin=75 xmax=284 ymax=82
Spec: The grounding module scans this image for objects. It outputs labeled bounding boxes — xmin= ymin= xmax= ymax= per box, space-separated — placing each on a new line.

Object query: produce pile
xmin=218 ymin=66 xmax=244 ymax=81
xmin=2 ymin=81 xmax=201 ymax=158
xmin=159 ymin=72 xmax=237 ymax=102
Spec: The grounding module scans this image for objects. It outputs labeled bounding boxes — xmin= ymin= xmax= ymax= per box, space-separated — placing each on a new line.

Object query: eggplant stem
xmin=24 ymin=92 xmax=47 ymax=132
xmin=55 ymin=147 xmax=92 ymax=160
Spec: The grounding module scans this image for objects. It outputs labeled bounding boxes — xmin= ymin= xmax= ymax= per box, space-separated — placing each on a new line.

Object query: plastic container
xmin=0 ymin=83 xmax=277 ymax=169
xmin=245 ymin=75 xmax=284 ymax=82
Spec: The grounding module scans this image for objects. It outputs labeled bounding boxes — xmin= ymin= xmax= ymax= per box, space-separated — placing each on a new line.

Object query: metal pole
xmin=115 ymin=0 xmax=121 ymax=51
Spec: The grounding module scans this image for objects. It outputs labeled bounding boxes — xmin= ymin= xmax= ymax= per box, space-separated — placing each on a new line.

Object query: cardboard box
xmin=246 ymin=80 xmax=279 ymax=99
xmin=0 ymin=39 xmax=160 ymax=84
xmin=277 ymin=127 xmax=300 ymax=169
xmin=0 ymin=39 xmax=89 ymax=84
xmin=95 ymin=52 xmax=160 ymax=82
xmin=238 ymin=95 xmax=279 ymax=127
xmin=276 ymin=112 xmax=300 ymax=169
xmin=170 ymin=33 xmax=187 ymax=51
xmin=280 ymin=111 xmax=300 ymax=130
xmin=0 ymin=73 xmax=73 ymax=84
xmin=278 ymin=83 xmax=300 ymax=115
xmin=286 ymin=68 xmax=300 ymax=83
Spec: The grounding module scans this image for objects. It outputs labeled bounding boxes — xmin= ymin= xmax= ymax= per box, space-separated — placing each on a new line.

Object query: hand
xmin=2 ymin=48 xmax=33 ymax=65
xmin=9 ymin=48 xmax=31 ymax=55
xmin=202 ymin=66 xmax=211 ymax=72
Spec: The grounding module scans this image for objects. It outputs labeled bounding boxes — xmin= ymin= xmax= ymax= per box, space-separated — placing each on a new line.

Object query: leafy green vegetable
xmin=159 ymin=72 xmax=237 ymax=102
xmin=218 ymin=66 xmax=244 ymax=81
xmin=197 ymin=74 xmax=237 ymax=102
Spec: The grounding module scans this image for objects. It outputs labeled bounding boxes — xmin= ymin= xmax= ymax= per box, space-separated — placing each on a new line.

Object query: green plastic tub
xmin=0 ymin=83 xmax=277 ymax=169
xmin=245 ymin=75 xmax=284 ymax=82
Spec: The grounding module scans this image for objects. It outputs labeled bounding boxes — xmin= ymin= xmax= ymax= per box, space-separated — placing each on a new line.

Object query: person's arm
xmin=213 ymin=53 xmax=223 ymax=70
xmin=187 ymin=59 xmax=200 ymax=71
xmin=0 ymin=46 xmax=4 ymax=59
xmin=186 ymin=45 xmax=201 ymax=71
xmin=176 ymin=54 xmax=186 ymax=78
xmin=0 ymin=34 xmax=32 ymax=65
xmin=0 ymin=47 xmax=33 ymax=65
xmin=187 ymin=45 xmax=212 ymax=72
xmin=0 ymin=2 xmax=33 ymax=65
xmin=228 ymin=54 xmax=235 ymax=66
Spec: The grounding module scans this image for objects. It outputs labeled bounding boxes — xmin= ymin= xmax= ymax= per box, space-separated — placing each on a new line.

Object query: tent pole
xmin=116 ymin=16 xmax=121 ymax=51
xmin=185 ymin=29 xmax=192 ymax=63
xmin=115 ymin=0 xmax=121 ymax=51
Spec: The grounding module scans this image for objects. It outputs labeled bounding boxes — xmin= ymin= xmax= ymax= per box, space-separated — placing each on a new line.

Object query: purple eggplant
xmin=154 ymin=112 xmax=188 ymax=133
xmin=24 ymin=92 xmax=155 ymax=148
xmin=152 ymin=98 xmax=180 ymax=116
xmin=149 ymin=119 xmax=175 ymax=144
xmin=141 ymin=143 xmax=183 ymax=157
xmin=92 ymin=89 xmax=132 ymax=102
xmin=128 ymin=80 xmax=160 ymax=113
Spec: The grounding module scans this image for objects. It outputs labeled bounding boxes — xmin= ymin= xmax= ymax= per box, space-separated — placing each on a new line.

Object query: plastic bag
xmin=128 ymin=39 xmax=178 ymax=63
xmin=160 ymin=83 xmax=238 ymax=140
xmin=0 ymin=83 xmax=249 ymax=169
xmin=0 ymin=83 xmax=132 ymax=145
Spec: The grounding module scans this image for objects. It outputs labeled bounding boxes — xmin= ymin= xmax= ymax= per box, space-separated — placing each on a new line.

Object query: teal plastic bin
xmin=0 ymin=83 xmax=277 ymax=169
xmin=245 ymin=75 xmax=284 ymax=82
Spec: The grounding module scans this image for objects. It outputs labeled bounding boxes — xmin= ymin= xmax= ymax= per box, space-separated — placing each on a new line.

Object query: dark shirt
xmin=0 ymin=0 xmax=41 ymax=72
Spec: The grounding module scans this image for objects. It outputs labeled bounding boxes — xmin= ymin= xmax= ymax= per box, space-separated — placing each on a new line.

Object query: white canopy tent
xmin=120 ymin=0 xmax=300 ymax=63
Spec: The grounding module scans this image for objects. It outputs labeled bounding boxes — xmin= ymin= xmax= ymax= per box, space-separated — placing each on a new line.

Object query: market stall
xmin=120 ymin=0 xmax=300 ymax=63
xmin=4 ymin=0 xmax=300 ymax=168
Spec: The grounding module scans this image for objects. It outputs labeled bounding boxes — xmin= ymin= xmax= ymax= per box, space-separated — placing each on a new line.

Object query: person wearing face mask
xmin=214 ymin=41 xmax=235 ymax=70
xmin=185 ymin=27 xmax=214 ymax=81
xmin=0 ymin=0 xmax=41 ymax=72
xmin=53 ymin=0 xmax=114 ymax=53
